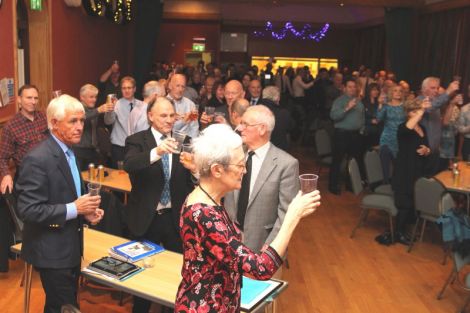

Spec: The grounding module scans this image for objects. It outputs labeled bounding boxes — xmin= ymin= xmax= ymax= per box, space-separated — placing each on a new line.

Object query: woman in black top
xmin=392 ymin=98 xmax=432 ymax=244
xmin=362 ymin=83 xmax=383 ymax=150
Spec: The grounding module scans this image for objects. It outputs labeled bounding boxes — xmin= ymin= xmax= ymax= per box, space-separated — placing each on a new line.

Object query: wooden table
xmin=12 ymin=228 xmax=286 ymax=312
xmin=81 ymin=167 xmax=131 ymax=193
xmin=434 ymin=161 xmax=470 ymax=193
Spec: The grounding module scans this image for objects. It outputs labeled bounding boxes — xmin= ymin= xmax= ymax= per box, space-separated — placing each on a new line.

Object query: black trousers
xmin=329 ymin=129 xmax=365 ymax=191
xmin=0 ymin=197 xmax=13 ymax=272
xmin=73 ymin=146 xmax=101 ymax=172
xmin=37 ymin=266 xmax=81 ymax=313
xmin=111 ymin=144 xmax=126 ymax=169
xmin=132 ymin=210 xmax=182 ymax=313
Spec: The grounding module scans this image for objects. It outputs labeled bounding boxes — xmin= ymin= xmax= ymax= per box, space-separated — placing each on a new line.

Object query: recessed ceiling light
xmin=340 ymin=2 xmax=344 ymax=6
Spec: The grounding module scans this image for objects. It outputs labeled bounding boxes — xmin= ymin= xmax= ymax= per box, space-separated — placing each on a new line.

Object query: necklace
xmin=198 ymin=184 xmax=220 ymax=207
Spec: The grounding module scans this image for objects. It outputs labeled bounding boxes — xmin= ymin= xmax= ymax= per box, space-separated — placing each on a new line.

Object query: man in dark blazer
xmin=124 ymin=96 xmax=194 ymax=313
xmin=16 ymin=95 xmax=103 ymax=313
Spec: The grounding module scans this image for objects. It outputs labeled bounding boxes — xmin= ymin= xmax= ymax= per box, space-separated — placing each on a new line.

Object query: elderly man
xmin=419 ymin=77 xmax=459 ymax=175
xmin=104 ymin=76 xmax=144 ymax=168
xmin=73 ymin=84 xmax=114 ymax=170
xmin=0 ymin=84 xmax=48 ymax=272
xmin=230 ymin=98 xmax=250 ymax=130
xmin=259 ymin=86 xmax=293 ymax=151
xmin=16 ymin=95 xmax=103 ymax=313
xmin=329 ymin=79 xmax=365 ymax=195
xmin=225 ymin=105 xmax=300 ymax=253
xmin=167 ymin=74 xmax=199 ymax=138
xmin=248 ymin=79 xmax=263 ymax=105
xmin=128 ymin=81 xmax=165 ymax=135
xmin=124 ymin=97 xmax=194 ymax=313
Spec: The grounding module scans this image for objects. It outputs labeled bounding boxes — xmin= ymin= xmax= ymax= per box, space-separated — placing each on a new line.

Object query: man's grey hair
xmin=245 ymin=105 xmax=275 ymax=132
xmin=79 ymin=84 xmax=98 ymax=96
xmin=262 ymin=86 xmax=280 ymax=103
xmin=47 ymin=94 xmax=84 ymax=129
xmin=192 ymin=124 xmax=242 ymax=178
xmin=143 ymin=80 xmax=165 ymax=98
xmin=231 ymin=98 xmax=250 ymax=116
xmin=421 ymin=76 xmax=440 ymax=92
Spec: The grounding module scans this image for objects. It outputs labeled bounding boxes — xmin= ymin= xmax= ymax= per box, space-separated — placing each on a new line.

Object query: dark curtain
xmin=385 ymin=8 xmax=414 ymax=83
xmin=410 ymin=6 xmax=470 ymax=92
xmin=133 ymin=0 xmax=164 ymax=98
xmin=352 ymin=25 xmax=386 ymax=73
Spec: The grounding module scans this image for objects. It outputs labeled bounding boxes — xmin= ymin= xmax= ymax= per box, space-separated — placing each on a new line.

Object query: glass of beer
xmin=191 ymin=105 xmax=199 ymax=121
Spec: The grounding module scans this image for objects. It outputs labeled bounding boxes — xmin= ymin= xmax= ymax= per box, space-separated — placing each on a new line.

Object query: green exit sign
xmin=192 ymin=43 xmax=205 ymax=52
xmin=31 ymin=0 xmax=42 ymax=10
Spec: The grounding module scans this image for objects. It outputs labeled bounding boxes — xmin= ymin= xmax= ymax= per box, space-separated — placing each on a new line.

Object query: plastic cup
xmin=299 ymin=174 xmax=319 ymax=194
xmin=117 ymin=161 xmax=125 ymax=174
xmin=87 ymin=182 xmax=101 ymax=196
xmin=172 ymin=130 xmax=186 ymax=153
xmin=204 ymin=106 xmax=215 ymax=116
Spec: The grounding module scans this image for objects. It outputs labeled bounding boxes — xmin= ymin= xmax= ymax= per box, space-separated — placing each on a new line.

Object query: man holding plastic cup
xmin=16 ymin=95 xmax=103 ymax=313
xmin=225 ymin=105 xmax=300 ymax=255
xmin=124 ymin=96 xmax=195 ymax=313
xmin=167 ymin=74 xmax=199 ymax=138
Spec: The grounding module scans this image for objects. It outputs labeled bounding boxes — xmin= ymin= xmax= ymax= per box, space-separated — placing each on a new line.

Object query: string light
xmin=253 ymin=21 xmax=330 ymax=42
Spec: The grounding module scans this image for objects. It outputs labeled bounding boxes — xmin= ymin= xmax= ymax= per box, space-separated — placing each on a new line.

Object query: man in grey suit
xmin=225 ymin=105 xmax=300 ymax=253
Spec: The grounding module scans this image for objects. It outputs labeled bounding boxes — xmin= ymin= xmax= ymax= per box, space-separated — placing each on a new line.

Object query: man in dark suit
xmin=247 ymin=79 xmax=263 ymax=106
xmin=259 ymin=86 xmax=293 ymax=151
xmin=124 ymin=96 xmax=194 ymax=313
xmin=16 ymin=95 xmax=103 ymax=313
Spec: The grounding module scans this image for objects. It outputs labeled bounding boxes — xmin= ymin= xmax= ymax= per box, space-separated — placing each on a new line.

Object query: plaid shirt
xmin=0 ymin=111 xmax=48 ymax=177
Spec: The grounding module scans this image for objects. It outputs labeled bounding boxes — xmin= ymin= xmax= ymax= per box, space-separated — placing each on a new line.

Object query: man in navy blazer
xmin=16 ymin=95 xmax=103 ymax=313
xmin=124 ymin=96 xmax=194 ymax=313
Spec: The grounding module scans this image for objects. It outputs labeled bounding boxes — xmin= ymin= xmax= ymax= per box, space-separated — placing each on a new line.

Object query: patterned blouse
xmin=377 ymin=103 xmax=406 ymax=157
xmin=175 ymin=202 xmax=283 ymax=313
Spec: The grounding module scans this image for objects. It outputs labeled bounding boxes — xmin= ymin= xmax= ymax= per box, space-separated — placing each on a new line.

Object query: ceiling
xmin=164 ymin=0 xmax=453 ymax=25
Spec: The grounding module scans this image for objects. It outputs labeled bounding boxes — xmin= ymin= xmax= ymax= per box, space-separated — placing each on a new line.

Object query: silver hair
xmin=192 ymin=124 xmax=243 ymax=178
xmin=143 ymin=80 xmax=165 ymax=97
xmin=262 ymin=86 xmax=280 ymax=103
xmin=79 ymin=84 xmax=98 ymax=96
xmin=245 ymin=105 xmax=275 ymax=132
xmin=47 ymin=94 xmax=84 ymax=129
xmin=421 ymin=77 xmax=440 ymax=92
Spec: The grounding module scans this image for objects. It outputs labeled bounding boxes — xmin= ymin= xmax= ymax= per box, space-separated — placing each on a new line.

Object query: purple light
xmin=253 ymin=21 xmax=330 ymax=42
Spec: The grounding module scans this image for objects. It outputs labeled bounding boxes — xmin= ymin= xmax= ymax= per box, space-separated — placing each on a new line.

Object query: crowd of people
xmin=0 ymin=57 xmax=468 ymax=312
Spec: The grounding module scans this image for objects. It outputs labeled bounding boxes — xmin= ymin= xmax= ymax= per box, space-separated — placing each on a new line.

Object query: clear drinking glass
xmin=299 ymin=174 xmax=319 ymax=194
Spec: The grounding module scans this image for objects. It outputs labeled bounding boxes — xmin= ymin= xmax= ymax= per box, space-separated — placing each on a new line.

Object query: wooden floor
xmin=0 ymin=144 xmax=468 ymax=313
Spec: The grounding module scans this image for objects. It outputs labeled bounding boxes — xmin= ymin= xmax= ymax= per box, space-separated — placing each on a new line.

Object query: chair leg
xmin=350 ymin=208 xmax=368 ymax=238
xmin=388 ymin=214 xmax=394 ymax=243
xmin=419 ymin=219 xmax=427 ymax=242
xmin=24 ymin=263 xmax=33 ymax=313
xmin=407 ymin=218 xmax=420 ymax=253
xmin=437 ymin=268 xmax=457 ymax=300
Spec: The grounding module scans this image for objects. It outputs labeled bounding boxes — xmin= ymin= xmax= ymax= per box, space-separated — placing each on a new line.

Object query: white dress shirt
xmin=248 ymin=141 xmax=270 ymax=194
xmin=128 ymin=101 xmax=150 ymax=135
xmin=104 ymin=97 xmax=144 ymax=146
xmin=167 ymin=95 xmax=199 ymax=139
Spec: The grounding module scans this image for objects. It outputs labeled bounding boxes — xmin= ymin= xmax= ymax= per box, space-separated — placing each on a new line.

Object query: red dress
xmin=175 ymin=202 xmax=283 ymax=313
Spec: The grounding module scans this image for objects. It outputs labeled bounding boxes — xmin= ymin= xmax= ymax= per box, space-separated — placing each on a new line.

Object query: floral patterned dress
xmin=175 ymin=202 xmax=283 ymax=313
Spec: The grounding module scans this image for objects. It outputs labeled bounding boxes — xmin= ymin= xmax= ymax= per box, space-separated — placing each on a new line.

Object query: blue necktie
xmin=66 ymin=149 xmax=81 ymax=197
xmin=160 ymin=136 xmax=171 ymax=206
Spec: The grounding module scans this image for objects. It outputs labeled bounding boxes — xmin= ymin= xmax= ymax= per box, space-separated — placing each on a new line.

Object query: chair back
xmin=348 ymin=158 xmax=364 ymax=195
xmin=3 ymin=193 xmax=23 ymax=242
xmin=314 ymin=129 xmax=331 ymax=157
xmin=414 ymin=177 xmax=446 ymax=217
xmin=364 ymin=150 xmax=384 ymax=185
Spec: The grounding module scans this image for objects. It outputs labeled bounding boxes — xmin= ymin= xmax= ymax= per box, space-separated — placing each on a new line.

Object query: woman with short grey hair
xmin=175 ymin=124 xmax=321 ymax=312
